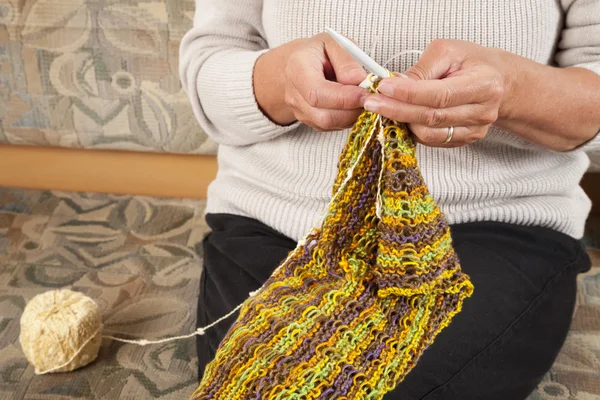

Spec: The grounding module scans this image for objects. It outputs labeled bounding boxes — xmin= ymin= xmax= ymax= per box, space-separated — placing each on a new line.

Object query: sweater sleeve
xmin=179 ymin=0 xmax=300 ymax=146
xmin=556 ymin=0 xmax=600 ymax=151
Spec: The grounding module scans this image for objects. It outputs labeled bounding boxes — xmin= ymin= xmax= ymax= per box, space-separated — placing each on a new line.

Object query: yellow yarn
xmin=19 ymin=289 xmax=103 ymax=375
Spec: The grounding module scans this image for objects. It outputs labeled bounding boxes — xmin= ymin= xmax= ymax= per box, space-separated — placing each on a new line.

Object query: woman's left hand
xmin=363 ymin=39 xmax=514 ymax=148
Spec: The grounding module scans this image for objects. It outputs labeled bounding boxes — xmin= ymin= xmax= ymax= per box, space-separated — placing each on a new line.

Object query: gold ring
xmin=443 ymin=126 xmax=454 ymax=144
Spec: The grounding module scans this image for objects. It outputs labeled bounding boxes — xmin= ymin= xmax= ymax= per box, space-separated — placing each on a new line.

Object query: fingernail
xmin=363 ymin=98 xmax=380 ymax=112
xmin=359 ymin=93 xmax=370 ymax=107
xmin=377 ymin=81 xmax=393 ymax=96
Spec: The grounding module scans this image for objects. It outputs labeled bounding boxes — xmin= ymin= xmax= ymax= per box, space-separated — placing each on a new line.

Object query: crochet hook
xmin=325 ymin=27 xmax=389 ymax=79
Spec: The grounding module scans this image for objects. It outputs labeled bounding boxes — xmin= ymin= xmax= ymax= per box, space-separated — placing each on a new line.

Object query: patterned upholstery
xmin=1 ymin=0 xmax=599 ymax=169
xmin=0 ymin=0 xmax=216 ymax=154
xmin=0 ymin=188 xmax=598 ymax=399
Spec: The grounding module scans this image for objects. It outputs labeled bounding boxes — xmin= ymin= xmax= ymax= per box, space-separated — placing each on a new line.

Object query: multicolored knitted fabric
xmin=192 ymin=85 xmax=474 ymax=399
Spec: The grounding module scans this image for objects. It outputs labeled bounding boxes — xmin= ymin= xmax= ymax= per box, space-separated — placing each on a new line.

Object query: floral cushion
xmin=0 ymin=0 xmax=216 ymax=154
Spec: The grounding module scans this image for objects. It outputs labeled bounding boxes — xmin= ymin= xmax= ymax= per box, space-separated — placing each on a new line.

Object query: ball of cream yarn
xmin=19 ymin=289 xmax=103 ymax=374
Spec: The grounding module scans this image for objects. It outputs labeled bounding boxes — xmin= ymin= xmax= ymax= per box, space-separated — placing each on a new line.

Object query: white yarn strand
xmin=375 ymin=119 xmax=386 ymax=219
xmin=369 ymin=34 xmax=380 ymax=59
xmin=382 ymin=50 xmax=423 ymax=68
xmin=99 ymin=107 xmax=384 ymax=350
xmin=329 ymin=113 xmax=380 ymax=212
xmin=40 ymin=288 xmax=259 ymax=373
xmin=102 ymin=289 xmax=262 ymax=346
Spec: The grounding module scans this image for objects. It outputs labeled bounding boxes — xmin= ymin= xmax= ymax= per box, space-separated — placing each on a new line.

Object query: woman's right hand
xmin=254 ymin=33 xmax=370 ymax=131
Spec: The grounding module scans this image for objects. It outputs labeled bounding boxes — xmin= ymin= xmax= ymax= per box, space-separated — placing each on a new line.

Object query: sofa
xmin=0 ymin=0 xmax=599 ymax=399
xmin=0 ymin=0 xmax=216 ymax=155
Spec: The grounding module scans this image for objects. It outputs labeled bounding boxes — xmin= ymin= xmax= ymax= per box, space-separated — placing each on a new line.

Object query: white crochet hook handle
xmin=325 ymin=27 xmax=390 ymax=86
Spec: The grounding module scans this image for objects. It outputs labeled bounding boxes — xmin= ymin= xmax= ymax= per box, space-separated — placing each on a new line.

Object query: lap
xmin=385 ymin=222 xmax=589 ymax=400
xmin=196 ymin=213 xmax=296 ymax=377
xmin=197 ymin=214 xmax=590 ymax=400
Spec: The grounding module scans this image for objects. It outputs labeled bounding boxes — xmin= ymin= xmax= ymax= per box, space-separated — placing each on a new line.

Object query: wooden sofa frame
xmin=0 ymin=144 xmax=596 ymax=215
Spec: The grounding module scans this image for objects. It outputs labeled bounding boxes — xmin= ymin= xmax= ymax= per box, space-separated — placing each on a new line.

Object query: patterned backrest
xmin=2 ymin=1 xmax=599 ymax=169
xmin=0 ymin=0 xmax=216 ymax=155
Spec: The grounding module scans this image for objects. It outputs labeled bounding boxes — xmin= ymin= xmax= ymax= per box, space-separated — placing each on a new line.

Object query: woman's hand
xmin=254 ymin=33 xmax=369 ymax=131
xmin=364 ymin=39 xmax=600 ymax=151
xmin=363 ymin=39 xmax=512 ymax=147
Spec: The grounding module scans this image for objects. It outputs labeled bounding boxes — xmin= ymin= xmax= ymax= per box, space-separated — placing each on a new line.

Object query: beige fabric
xmin=0 ymin=0 xmax=216 ymax=154
xmin=19 ymin=289 xmax=102 ymax=375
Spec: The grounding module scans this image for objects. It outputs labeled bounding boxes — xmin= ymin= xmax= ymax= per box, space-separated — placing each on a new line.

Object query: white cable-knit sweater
xmin=180 ymin=0 xmax=600 ymax=240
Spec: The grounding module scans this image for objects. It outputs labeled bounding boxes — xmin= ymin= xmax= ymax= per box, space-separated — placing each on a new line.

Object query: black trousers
xmin=196 ymin=213 xmax=590 ymax=400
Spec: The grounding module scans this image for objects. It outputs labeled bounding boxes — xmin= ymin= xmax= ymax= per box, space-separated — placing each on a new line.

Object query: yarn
xmin=19 ymin=73 xmax=473 ymax=397
xmin=191 ymin=76 xmax=474 ymax=399
xmin=19 ymin=289 xmax=103 ymax=375
xmin=19 ymin=289 xmax=218 ymax=374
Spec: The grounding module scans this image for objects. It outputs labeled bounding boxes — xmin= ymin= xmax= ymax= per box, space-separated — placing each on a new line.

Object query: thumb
xmin=324 ymin=35 xmax=368 ymax=86
xmin=402 ymin=41 xmax=454 ymax=81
